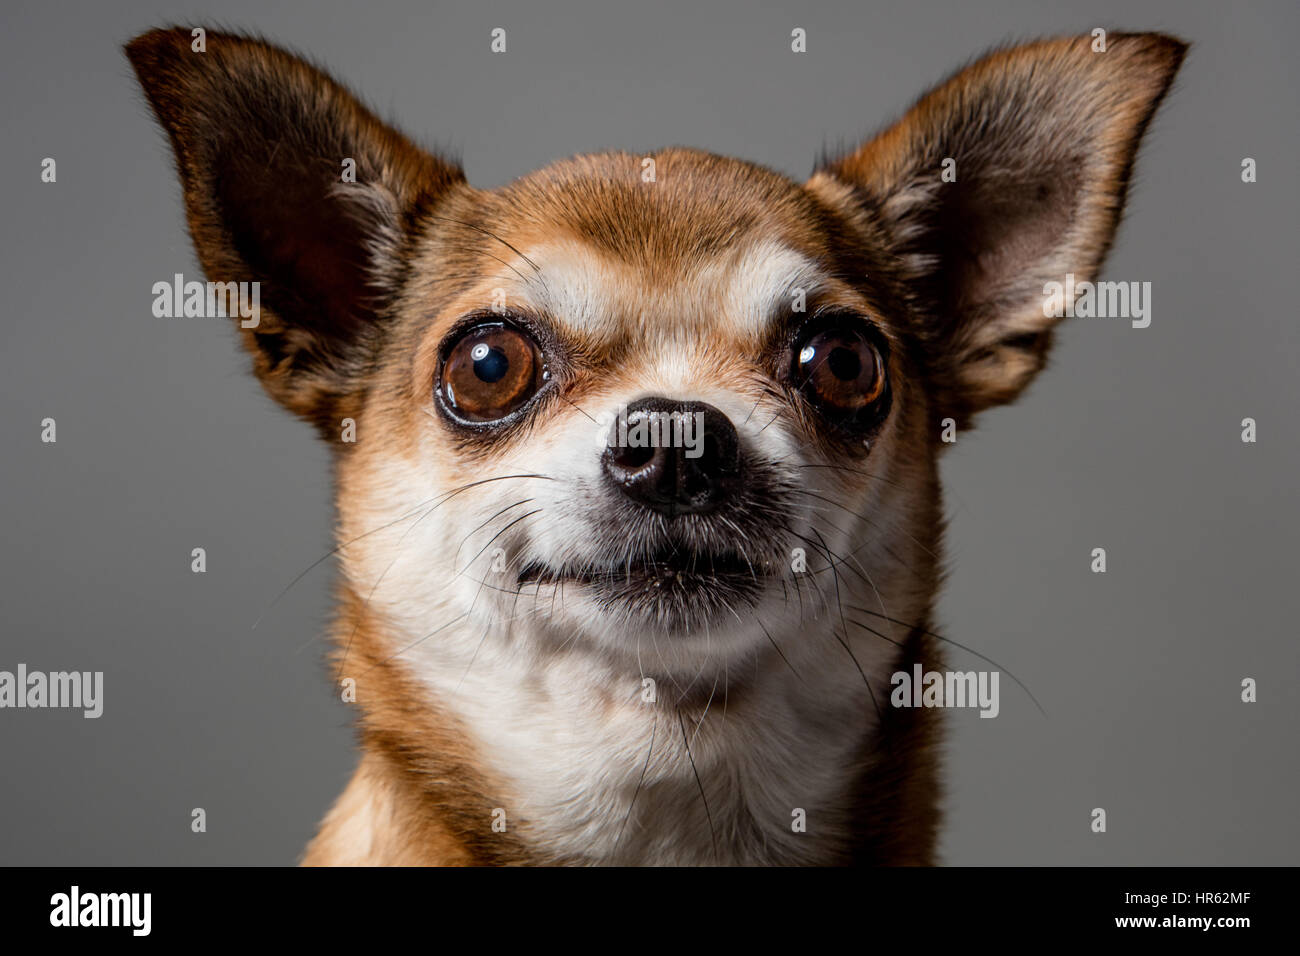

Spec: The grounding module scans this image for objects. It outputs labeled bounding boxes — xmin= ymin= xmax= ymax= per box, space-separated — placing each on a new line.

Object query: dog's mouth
xmin=519 ymin=547 xmax=770 ymax=589
xmin=518 ymin=546 xmax=774 ymax=624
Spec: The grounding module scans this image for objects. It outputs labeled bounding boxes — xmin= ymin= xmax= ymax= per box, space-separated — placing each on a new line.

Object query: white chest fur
xmin=405 ymin=616 xmax=891 ymax=865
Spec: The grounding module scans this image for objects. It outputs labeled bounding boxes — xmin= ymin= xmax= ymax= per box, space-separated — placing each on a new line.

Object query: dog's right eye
xmin=436 ymin=322 xmax=547 ymax=423
xmin=785 ymin=314 xmax=891 ymax=433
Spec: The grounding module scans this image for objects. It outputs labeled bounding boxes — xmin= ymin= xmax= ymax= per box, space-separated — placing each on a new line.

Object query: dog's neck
xmin=303 ymin=592 xmax=941 ymax=866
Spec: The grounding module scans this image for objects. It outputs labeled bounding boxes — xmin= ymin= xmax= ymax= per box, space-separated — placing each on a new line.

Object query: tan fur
xmin=126 ymin=28 xmax=1184 ymax=865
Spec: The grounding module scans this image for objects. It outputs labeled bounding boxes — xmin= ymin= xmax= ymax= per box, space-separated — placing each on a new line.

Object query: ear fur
xmin=809 ymin=33 xmax=1187 ymax=423
xmin=126 ymin=27 xmax=466 ymax=433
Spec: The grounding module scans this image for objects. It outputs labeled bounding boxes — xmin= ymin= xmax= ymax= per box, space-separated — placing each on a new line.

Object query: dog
xmin=126 ymin=27 xmax=1184 ymax=865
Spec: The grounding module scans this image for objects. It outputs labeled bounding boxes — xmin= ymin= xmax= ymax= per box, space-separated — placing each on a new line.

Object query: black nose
xmin=602 ymin=398 xmax=740 ymax=516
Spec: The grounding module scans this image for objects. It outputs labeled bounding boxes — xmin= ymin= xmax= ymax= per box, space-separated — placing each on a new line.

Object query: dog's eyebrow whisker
xmin=429 ymin=272 xmax=521 ymax=284
xmin=475 ymin=248 xmax=532 ymax=284
xmin=427 ymin=214 xmax=543 ymax=276
xmin=557 ymin=392 xmax=598 ymax=425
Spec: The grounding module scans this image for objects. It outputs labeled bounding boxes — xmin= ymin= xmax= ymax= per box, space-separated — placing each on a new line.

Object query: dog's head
xmin=128 ymin=29 xmax=1183 ymax=683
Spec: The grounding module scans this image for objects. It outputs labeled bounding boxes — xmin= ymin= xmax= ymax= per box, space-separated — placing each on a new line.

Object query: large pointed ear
xmin=126 ymin=27 xmax=465 ymax=433
xmin=808 ymin=33 xmax=1186 ymax=424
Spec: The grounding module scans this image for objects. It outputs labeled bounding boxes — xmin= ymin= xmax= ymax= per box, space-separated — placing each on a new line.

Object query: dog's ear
xmin=809 ymin=33 xmax=1186 ymax=424
xmin=126 ymin=27 xmax=465 ymax=433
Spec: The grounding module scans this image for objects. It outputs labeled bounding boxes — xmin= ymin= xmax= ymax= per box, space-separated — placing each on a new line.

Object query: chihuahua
xmin=127 ymin=27 xmax=1184 ymax=865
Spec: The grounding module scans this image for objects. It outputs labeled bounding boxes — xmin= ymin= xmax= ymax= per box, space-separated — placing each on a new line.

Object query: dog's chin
xmin=518 ymin=547 xmax=774 ymax=634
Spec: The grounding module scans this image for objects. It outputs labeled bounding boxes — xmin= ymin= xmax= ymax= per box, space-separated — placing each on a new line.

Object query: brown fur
xmin=126 ymin=27 xmax=1184 ymax=865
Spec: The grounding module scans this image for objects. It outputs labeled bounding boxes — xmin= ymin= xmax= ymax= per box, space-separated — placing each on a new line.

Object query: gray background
xmin=1 ymin=0 xmax=1296 ymax=865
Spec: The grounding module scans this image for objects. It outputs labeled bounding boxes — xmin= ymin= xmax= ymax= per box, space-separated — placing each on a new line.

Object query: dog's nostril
xmin=610 ymin=442 xmax=656 ymax=470
xmin=602 ymin=398 xmax=740 ymax=517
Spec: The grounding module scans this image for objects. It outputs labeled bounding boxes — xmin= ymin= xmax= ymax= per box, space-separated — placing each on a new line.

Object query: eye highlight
xmin=788 ymin=315 xmax=890 ymax=430
xmin=436 ymin=321 xmax=547 ymax=424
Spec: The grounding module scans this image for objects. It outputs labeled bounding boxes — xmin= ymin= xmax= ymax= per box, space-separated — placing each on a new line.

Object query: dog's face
xmin=345 ymin=151 xmax=935 ymax=677
xmin=128 ymin=30 xmax=1184 ymax=685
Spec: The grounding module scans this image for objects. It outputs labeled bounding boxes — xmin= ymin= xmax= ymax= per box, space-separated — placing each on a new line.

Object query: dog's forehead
xmin=496 ymin=148 xmax=828 ymax=254
xmin=507 ymin=237 xmax=828 ymax=342
xmin=464 ymin=149 xmax=840 ymax=342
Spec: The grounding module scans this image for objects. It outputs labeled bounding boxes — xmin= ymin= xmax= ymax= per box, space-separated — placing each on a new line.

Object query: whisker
xmin=558 ymin=392 xmax=599 ymax=425
xmin=847 ymin=606 xmax=1047 ymax=717
xmin=687 ymin=675 xmax=719 ymax=753
xmin=453 ymin=509 xmax=544 ymax=580
xmin=251 ymin=495 xmax=442 ymax=630
xmin=799 ymin=528 xmax=881 ymax=721
xmin=677 ymin=707 xmax=718 ymax=864
xmin=362 ymin=612 xmax=471 ymax=673
xmin=614 ymin=712 xmax=658 ymax=852
xmin=793 ymin=462 xmax=905 ymax=490
xmin=456 ymin=617 xmax=495 ymax=692
xmin=792 ymin=487 xmax=938 ymax=561
xmin=331 ymin=501 xmax=446 ymax=686
xmin=326 ymin=474 xmax=554 ymax=683
xmin=813 ymin=524 xmax=892 ymax=635
xmin=452 ymin=499 xmax=535 ymax=565
xmin=755 ymin=616 xmax=803 ymax=683
xmin=426 ymin=215 xmax=543 ymax=275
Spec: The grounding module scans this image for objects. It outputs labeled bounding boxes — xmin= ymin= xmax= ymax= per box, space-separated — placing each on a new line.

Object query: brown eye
xmin=437 ymin=322 xmax=547 ymax=423
xmin=790 ymin=320 xmax=889 ymax=425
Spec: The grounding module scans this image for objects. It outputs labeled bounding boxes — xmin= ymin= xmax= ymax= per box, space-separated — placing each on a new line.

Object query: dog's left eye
xmin=437 ymin=322 xmax=547 ymax=423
